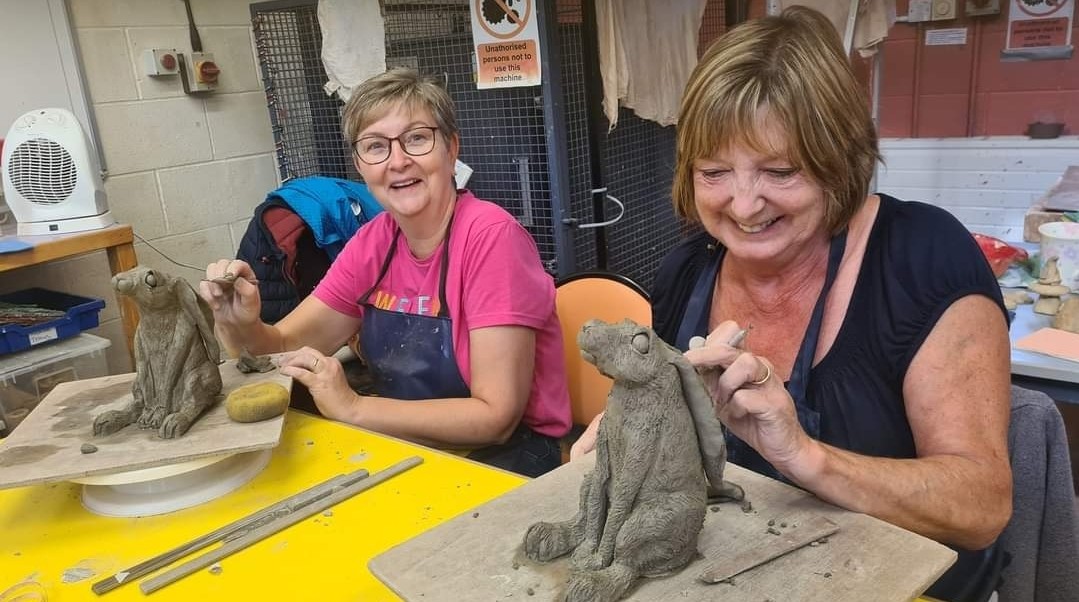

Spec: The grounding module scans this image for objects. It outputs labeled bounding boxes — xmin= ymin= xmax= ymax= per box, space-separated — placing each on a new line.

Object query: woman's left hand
xmin=277 ymin=347 xmax=360 ymax=422
xmin=684 ymin=323 xmax=816 ymax=473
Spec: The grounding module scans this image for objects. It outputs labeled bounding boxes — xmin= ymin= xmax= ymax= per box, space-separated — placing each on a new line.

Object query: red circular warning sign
xmin=475 ymin=0 xmax=532 ymax=40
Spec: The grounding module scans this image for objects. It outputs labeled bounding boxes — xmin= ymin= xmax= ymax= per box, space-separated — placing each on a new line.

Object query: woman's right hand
xmin=199 ymin=259 xmax=262 ymax=331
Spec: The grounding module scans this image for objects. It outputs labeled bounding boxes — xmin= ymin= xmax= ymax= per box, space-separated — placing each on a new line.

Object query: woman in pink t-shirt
xmin=200 ymin=68 xmax=569 ymax=477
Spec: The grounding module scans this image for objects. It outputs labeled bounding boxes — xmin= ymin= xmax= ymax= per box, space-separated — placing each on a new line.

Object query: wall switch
xmin=179 ymin=51 xmax=220 ymax=94
xmin=143 ymin=48 xmax=179 ymax=77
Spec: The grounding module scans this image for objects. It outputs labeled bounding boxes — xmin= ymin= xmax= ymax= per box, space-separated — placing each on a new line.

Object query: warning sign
xmin=1006 ymin=0 xmax=1074 ymax=51
xmin=469 ymin=0 xmax=541 ymax=89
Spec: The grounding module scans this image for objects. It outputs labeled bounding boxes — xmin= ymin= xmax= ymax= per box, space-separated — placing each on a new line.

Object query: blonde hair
xmin=673 ymin=6 xmax=880 ymax=233
xmin=341 ymin=67 xmax=459 ymax=147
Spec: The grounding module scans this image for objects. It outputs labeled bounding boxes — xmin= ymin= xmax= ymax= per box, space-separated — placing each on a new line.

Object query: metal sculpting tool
xmin=91 ymin=467 xmax=371 ymax=595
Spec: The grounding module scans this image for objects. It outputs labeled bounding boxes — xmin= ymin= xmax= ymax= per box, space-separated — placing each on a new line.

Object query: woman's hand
xmin=199 ymin=259 xmax=262 ymax=332
xmin=277 ymin=347 xmax=362 ymax=423
xmin=683 ymin=320 xmax=817 ymax=474
xmin=569 ymin=411 xmax=603 ymax=460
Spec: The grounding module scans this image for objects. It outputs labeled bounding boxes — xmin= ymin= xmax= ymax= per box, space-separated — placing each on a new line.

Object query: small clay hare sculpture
xmin=524 ymin=319 xmax=741 ymax=602
xmin=93 ymin=267 xmax=223 ymax=439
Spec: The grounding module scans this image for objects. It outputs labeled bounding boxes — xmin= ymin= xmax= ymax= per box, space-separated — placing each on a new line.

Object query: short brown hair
xmin=341 ymin=67 xmax=459 ymax=147
xmin=673 ymin=6 xmax=880 ymax=233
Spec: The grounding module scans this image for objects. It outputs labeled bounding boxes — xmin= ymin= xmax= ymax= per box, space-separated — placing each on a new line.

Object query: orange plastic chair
xmin=555 ymin=272 xmax=651 ymax=456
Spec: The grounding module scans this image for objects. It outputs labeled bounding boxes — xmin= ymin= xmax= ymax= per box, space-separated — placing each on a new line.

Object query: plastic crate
xmin=0 ymin=333 xmax=111 ymax=437
xmin=0 ymin=288 xmax=106 ymax=355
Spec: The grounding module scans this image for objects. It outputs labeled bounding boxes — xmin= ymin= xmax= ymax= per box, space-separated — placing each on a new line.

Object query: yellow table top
xmin=0 ymin=410 xmax=526 ymax=601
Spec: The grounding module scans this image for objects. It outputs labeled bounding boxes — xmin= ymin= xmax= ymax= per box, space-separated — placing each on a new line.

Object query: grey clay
xmin=523 ymin=319 xmax=741 ymax=602
xmin=93 ymin=267 xmax=222 ymax=439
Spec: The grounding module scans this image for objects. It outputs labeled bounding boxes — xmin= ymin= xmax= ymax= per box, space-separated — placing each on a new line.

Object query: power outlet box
xmin=179 ymin=51 xmax=220 ymax=94
xmin=143 ymin=48 xmax=179 ymax=77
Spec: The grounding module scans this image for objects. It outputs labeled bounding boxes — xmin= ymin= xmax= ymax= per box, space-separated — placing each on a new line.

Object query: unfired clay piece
xmin=523 ymin=320 xmax=741 ymax=602
xmin=1053 ymin=296 xmax=1079 ymax=334
xmin=93 ymin=267 xmax=223 ymax=439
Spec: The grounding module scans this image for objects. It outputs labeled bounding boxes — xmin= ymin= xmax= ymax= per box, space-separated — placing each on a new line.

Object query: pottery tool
xmin=92 ymin=467 xmax=372 ymax=594
xmin=138 ymin=456 xmax=424 ymax=594
xmin=696 ymin=514 xmax=840 ymax=584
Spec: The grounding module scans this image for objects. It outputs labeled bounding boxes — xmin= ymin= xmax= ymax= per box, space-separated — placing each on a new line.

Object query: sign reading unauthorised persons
xmin=469 ymin=0 xmax=541 ymax=89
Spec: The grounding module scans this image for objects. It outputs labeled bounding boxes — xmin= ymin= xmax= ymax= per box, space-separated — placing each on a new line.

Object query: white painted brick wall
xmin=38 ymin=0 xmax=282 ymax=373
xmin=876 ymin=137 xmax=1079 ymax=241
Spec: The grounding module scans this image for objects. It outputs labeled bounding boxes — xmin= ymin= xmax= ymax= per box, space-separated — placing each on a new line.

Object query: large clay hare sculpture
xmin=93 ymin=267 xmax=222 ymax=439
xmin=524 ymin=319 xmax=740 ymax=602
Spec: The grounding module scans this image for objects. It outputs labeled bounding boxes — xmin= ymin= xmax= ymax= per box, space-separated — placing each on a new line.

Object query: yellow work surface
xmin=0 ymin=410 xmax=526 ymax=601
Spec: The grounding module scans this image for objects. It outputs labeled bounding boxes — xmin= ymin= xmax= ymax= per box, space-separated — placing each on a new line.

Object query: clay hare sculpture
xmin=523 ymin=319 xmax=741 ymax=602
xmin=93 ymin=267 xmax=223 ymax=439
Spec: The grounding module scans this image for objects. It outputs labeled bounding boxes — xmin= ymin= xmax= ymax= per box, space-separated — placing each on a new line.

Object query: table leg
xmin=107 ymin=241 xmax=139 ymax=368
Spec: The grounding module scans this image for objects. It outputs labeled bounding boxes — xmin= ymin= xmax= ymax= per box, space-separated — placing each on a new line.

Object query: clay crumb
xmin=472 ymin=512 xmax=480 ymax=518
xmin=818 ymin=537 xmax=829 ymax=544
xmin=824 ymin=572 xmax=832 ymax=578
xmin=780 ymin=522 xmax=788 ymax=528
xmin=809 ymin=541 xmax=820 ymax=547
xmin=512 ymin=561 xmax=520 ymax=570
xmin=323 ymin=510 xmax=333 ymax=517
xmin=209 ymin=563 xmax=222 ymax=575
xmin=306 ymin=440 xmax=315 ymax=446
xmin=80 ymin=443 xmax=98 ymax=454
xmin=526 ymin=587 xmax=535 ymax=596
xmin=767 ymin=519 xmax=775 ymax=526
xmin=740 ymin=500 xmax=753 ymax=513
xmin=766 ymin=527 xmax=781 ymax=536
xmin=709 ymin=505 xmax=720 ymax=513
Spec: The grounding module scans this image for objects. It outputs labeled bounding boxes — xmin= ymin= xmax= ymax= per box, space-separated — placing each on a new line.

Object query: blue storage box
xmin=0 ymin=288 xmax=106 ymax=355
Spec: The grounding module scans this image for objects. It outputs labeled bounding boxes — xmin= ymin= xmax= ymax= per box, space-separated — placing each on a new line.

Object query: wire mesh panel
xmin=252 ymin=1 xmax=352 ymax=181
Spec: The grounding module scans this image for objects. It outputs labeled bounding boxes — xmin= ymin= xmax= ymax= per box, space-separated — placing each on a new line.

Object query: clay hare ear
xmin=174 ymin=277 xmax=222 ymax=363
xmin=669 ymin=349 xmax=729 ymax=491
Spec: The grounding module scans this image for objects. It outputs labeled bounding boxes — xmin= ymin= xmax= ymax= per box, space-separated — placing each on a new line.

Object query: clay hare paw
xmin=93 ymin=410 xmax=132 ymax=437
xmin=570 ymin=546 xmax=608 ymax=571
xmin=159 ymin=413 xmax=194 ymax=439
xmin=524 ymin=522 xmax=578 ymax=562
xmin=137 ymin=407 xmax=166 ymax=429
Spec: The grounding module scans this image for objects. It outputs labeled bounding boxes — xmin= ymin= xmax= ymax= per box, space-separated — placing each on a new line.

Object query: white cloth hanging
xmin=779 ymin=0 xmax=895 ymax=58
xmin=318 ymin=0 xmax=387 ymax=102
xmin=596 ymin=0 xmax=707 ymax=130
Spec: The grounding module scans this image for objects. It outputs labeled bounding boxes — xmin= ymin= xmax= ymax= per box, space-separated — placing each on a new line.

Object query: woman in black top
xmin=574 ymin=7 xmax=1011 ymax=601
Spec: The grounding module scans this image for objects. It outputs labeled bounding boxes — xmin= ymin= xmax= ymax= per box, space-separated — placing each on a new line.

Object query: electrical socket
xmin=143 ymin=49 xmax=179 ymax=77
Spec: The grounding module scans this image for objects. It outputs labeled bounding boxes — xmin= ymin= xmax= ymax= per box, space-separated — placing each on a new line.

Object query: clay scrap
xmin=523 ymin=319 xmax=741 ymax=602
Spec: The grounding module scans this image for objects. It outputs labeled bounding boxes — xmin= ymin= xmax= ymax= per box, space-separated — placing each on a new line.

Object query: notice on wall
xmin=469 ymin=0 xmax=542 ymax=89
xmin=926 ymin=28 xmax=968 ymax=46
xmin=1006 ymin=0 xmax=1073 ymax=52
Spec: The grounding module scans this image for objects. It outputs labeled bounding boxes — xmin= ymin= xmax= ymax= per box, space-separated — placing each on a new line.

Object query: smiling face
xmin=353 ymin=102 xmax=460 ymax=224
xmin=691 ymin=116 xmax=828 ymax=266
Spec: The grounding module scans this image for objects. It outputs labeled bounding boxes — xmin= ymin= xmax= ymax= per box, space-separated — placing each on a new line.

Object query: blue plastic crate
xmin=0 ymin=288 xmax=106 ymax=355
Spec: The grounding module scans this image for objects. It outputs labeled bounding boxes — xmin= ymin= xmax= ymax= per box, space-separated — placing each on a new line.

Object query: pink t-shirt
xmin=313 ymin=191 xmax=570 ymax=438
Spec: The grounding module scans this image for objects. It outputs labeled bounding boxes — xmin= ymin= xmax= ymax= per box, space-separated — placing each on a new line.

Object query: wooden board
xmin=369 ymin=455 xmax=957 ymax=602
xmin=0 ymin=359 xmax=291 ymax=489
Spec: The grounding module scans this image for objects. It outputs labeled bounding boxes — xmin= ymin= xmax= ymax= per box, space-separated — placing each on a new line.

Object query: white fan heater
xmin=1 ymin=108 xmax=113 ymax=236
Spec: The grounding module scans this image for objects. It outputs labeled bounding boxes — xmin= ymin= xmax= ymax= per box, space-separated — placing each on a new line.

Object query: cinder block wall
xmin=0 ymin=0 xmax=279 ymax=374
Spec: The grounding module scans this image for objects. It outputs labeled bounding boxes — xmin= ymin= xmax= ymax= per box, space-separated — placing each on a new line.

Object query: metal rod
xmin=91 ymin=468 xmax=370 ymax=595
xmin=139 ymin=457 xmax=423 ymax=595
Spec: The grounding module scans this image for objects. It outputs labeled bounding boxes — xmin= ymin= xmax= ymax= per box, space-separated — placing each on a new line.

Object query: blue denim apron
xmin=354 ymin=218 xmax=560 ymax=477
xmin=356 ymin=222 xmax=471 ymax=401
xmin=675 ymin=231 xmax=847 ymax=482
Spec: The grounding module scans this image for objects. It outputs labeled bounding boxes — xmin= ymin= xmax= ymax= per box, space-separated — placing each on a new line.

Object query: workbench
xmin=0 ymin=223 xmax=139 ymax=366
xmin=0 ymin=410 xmax=525 ymax=601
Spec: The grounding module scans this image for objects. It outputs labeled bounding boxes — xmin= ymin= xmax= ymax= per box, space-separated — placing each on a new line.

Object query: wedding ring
xmin=747 ymin=363 xmax=771 ymax=386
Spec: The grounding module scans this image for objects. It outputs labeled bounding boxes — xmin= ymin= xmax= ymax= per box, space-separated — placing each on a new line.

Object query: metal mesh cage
xmin=250 ymin=0 xmax=728 ymax=285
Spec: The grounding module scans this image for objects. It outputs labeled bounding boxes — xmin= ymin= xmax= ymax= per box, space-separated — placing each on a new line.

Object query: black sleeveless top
xmin=651 ymin=194 xmax=1009 ymax=602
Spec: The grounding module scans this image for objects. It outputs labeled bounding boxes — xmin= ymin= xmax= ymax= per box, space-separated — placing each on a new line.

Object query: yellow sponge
xmin=225 ymin=382 xmax=290 ymax=423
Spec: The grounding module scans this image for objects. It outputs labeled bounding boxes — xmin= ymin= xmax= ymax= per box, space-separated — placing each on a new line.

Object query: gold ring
xmin=747 ymin=363 xmax=771 ymax=386
xmin=312 ymin=357 xmax=320 ymax=371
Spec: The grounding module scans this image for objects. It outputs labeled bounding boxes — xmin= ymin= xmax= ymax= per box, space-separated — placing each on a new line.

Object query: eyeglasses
xmin=352 ymin=126 xmax=439 ymax=165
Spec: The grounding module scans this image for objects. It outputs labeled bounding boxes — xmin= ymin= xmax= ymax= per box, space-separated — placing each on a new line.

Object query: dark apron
xmin=675 ymin=231 xmax=847 ymax=482
xmin=355 ymin=218 xmax=559 ymax=477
